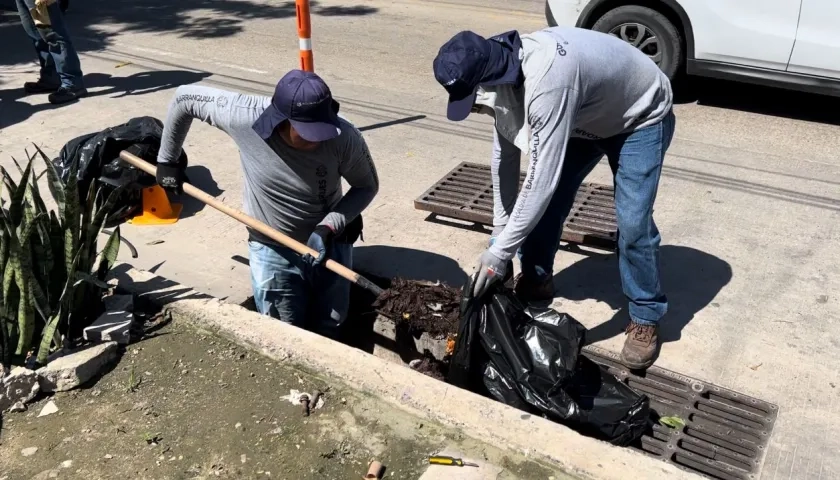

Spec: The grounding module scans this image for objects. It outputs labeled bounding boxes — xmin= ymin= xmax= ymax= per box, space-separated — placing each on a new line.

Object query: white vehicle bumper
xmin=545 ymin=0 xmax=587 ymax=27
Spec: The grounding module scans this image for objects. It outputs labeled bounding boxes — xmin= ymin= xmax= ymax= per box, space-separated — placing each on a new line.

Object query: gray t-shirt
xmin=488 ymin=26 xmax=673 ymax=261
xmin=157 ymin=85 xmax=379 ymax=245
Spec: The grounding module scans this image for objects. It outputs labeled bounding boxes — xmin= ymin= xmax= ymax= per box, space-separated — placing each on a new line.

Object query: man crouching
xmin=155 ymin=70 xmax=379 ymax=339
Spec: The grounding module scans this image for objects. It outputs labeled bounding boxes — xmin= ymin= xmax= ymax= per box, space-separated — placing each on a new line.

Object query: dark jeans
xmin=520 ymin=110 xmax=676 ymax=325
xmin=16 ymin=0 xmax=84 ymax=88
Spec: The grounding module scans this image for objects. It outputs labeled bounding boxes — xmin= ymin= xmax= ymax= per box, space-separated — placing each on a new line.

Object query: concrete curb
xmin=109 ymin=262 xmax=701 ymax=480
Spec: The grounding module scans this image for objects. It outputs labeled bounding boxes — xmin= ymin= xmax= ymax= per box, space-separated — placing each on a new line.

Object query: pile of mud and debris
xmin=373 ymin=278 xmax=461 ymax=337
xmin=408 ymin=351 xmax=449 ymax=381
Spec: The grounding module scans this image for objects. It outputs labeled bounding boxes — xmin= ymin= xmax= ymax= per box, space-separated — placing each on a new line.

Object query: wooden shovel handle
xmin=119 ymin=151 xmax=384 ymax=296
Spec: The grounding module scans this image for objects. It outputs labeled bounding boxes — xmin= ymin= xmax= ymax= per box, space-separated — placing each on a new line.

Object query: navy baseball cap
xmin=253 ymin=70 xmax=342 ymax=142
xmin=433 ymin=30 xmax=523 ymax=121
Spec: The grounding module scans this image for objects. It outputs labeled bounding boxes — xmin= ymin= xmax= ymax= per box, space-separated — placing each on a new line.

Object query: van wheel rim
xmin=609 ymin=23 xmax=662 ymax=64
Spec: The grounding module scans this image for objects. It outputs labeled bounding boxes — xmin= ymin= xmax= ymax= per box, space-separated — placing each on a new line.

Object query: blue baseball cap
xmin=253 ymin=70 xmax=342 ymax=142
xmin=433 ymin=30 xmax=523 ymax=121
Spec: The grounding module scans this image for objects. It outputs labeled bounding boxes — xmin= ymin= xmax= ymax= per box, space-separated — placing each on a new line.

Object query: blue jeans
xmin=16 ymin=0 xmax=84 ymax=89
xmin=520 ymin=110 xmax=675 ymax=325
xmin=248 ymin=240 xmax=353 ymax=339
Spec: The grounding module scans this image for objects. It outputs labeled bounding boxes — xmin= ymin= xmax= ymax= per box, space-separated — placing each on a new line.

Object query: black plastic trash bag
xmin=53 ymin=116 xmax=188 ymax=227
xmin=448 ymin=280 xmax=650 ymax=446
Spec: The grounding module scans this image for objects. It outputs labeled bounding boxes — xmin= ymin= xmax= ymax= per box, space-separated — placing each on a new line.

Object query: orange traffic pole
xmin=296 ymin=0 xmax=314 ymax=71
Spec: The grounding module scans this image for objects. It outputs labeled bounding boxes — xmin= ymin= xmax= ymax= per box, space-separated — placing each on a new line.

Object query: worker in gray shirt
xmin=433 ymin=27 xmax=675 ymax=369
xmin=155 ymin=70 xmax=379 ymax=339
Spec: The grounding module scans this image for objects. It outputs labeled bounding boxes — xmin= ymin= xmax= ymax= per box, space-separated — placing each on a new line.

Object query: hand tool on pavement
xmin=119 ymin=151 xmax=385 ymax=297
xmin=428 ymin=456 xmax=479 ymax=467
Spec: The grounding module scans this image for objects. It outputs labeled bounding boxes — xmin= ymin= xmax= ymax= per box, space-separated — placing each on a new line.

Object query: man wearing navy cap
xmin=433 ymin=27 xmax=675 ymax=369
xmin=155 ymin=70 xmax=379 ymax=339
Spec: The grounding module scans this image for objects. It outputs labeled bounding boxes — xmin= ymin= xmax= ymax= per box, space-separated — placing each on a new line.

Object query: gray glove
xmin=472 ymin=249 xmax=508 ymax=298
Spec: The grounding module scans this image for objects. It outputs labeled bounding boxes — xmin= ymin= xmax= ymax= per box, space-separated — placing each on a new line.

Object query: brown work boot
xmin=620 ymin=322 xmax=660 ymax=369
xmin=513 ymin=274 xmax=555 ymax=304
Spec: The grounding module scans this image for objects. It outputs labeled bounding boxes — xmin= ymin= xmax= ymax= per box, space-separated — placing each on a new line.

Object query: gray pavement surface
xmin=1 ymin=1 xmax=839 ymax=478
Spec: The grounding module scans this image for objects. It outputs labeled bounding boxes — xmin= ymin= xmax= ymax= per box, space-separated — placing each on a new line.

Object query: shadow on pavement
xmin=551 ymin=245 xmax=732 ymax=345
xmin=179 ymin=165 xmax=225 ymax=218
xmin=353 ymin=244 xmax=468 ymax=288
xmin=674 ymin=76 xmax=840 ymax=126
xmin=108 ymin=263 xmax=213 ymax=303
xmin=0 ymin=69 xmax=210 ymax=130
xmin=358 ymin=115 xmax=426 ymax=132
xmin=1 ymin=0 xmax=379 ymax=69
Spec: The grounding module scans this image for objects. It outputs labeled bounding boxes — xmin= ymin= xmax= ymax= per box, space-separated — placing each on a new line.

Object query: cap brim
xmin=253 ymin=105 xmax=342 ymax=142
xmin=290 ymin=117 xmax=342 ymax=142
xmin=446 ymin=89 xmax=477 ymax=121
xmin=252 ymin=104 xmax=288 ymax=140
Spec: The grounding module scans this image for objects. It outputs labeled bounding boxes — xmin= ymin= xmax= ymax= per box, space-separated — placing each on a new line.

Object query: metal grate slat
xmin=583 ymin=345 xmax=778 ymax=480
xmin=414 ymin=162 xmax=618 ymax=250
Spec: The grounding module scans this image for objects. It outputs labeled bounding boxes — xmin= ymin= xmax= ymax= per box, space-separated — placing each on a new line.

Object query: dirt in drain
xmin=410 ymin=351 xmax=450 ymax=381
xmin=373 ymin=277 xmax=461 ymax=337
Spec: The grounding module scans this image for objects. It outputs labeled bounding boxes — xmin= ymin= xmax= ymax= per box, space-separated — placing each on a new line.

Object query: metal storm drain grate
xmin=414 ymin=162 xmax=617 ymax=250
xmin=583 ymin=345 xmax=778 ymax=480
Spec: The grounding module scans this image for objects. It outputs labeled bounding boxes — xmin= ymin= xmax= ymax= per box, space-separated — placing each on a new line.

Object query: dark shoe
xmin=48 ymin=86 xmax=88 ymax=105
xmin=23 ymin=80 xmax=60 ymax=94
xmin=620 ymin=321 xmax=660 ymax=369
xmin=513 ymin=273 xmax=554 ymax=303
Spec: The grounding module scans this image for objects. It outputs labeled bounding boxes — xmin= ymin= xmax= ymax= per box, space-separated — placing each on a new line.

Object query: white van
xmin=545 ymin=0 xmax=840 ymax=96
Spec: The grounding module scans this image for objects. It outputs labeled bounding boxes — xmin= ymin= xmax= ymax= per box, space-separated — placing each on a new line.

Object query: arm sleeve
xmin=157 ymin=85 xmax=236 ymax=166
xmin=319 ymin=126 xmax=380 ymax=234
xmin=488 ymin=87 xmax=580 ymax=261
xmin=491 ymin=128 xmax=522 ymax=236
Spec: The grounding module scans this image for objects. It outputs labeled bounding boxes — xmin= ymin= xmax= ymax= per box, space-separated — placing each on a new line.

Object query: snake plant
xmin=0 ymin=145 xmax=122 ymax=366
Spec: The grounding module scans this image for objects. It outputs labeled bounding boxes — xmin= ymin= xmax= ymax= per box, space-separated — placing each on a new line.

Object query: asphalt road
xmin=2 ymin=0 xmax=839 ymax=478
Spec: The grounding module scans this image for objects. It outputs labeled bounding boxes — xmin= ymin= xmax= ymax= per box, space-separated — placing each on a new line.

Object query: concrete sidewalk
xmin=1 ymin=0 xmax=839 ymax=476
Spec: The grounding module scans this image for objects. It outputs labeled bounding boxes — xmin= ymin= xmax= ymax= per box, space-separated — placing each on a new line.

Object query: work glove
xmin=302 ymin=225 xmax=335 ymax=270
xmin=156 ymin=163 xmax=188 ymax=195
xmin=472 ymin=248 xmax=508 ymax=298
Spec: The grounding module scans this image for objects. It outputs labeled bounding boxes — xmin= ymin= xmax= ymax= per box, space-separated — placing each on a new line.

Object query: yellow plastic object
xmin=428 ymin=456 xmax=479 ymax=467
xmin=128 ymin=185 xmax=182 ymax=225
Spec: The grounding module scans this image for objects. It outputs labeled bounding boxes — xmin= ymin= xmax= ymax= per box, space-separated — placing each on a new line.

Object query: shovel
xmin=119 ymin=151 xmax=385 ymax=297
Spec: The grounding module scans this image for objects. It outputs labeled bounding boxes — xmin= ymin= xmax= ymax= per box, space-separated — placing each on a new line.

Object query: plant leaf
xmin=658 ymin=416 xmax=686 ymax=429
xmin=77 ymin=181 xmax=98 ymax=273
xmin=62 ymin=160 xmax=79 ymax=284
xmin=10 ymin=156 xmax=24 ymax=175
xmin=36 ymin=305 xmax=62 ymax=365
xmin=1 ymin=166 xmax=19 ymax=195
xmin=85 ymin=186 xmax=123 ymax=269
xmin=34 ymin=144 xmax=67 ymax=221
xmin=47 ymin=211 xmax=65 ymax=307
xmin=12 ymin=212 xmax=44 ymax=354
xmin=1 ymin=218 xmax=17 ymax=305
xmin=74 ymin=272 xmax=110 ymax=290
xmin=96 ymin=226 xmax=121 ymax=280
xmin=7 ymin=160 xmax=33 ymax=227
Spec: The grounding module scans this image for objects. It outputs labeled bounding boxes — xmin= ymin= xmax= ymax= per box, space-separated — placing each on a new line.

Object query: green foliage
xmin=658 ymin=415 xmax=686 ymax=429
xmin=0 ymin=145 xmax=123 ymax=366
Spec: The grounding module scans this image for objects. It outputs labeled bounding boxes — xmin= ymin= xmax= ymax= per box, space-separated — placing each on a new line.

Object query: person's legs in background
xmin=248 ymin=240 xmax=308 ymax=327
xmin=602 ymin=110 xmax=676 ymax=369
xmin=16 ymin=0 xmax=60 ymax=93
xmin=15 ymin=0 xmax=86 ymax=103
xmin=516 ymin=139 xmax=604 ymax=303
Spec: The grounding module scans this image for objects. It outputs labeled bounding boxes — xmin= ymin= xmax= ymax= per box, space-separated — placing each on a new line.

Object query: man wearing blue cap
xmin=155 ymin=70 xmax=379 ymax=339
xmin=433 ymin=27 xmax=675 ymax=369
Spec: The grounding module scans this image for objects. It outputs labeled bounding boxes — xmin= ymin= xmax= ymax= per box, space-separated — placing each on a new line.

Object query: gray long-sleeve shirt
xmin=487 ymin=27 xmax=673 ymax=261
xmin=157 ymin=85 xmax=379 ymax=245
